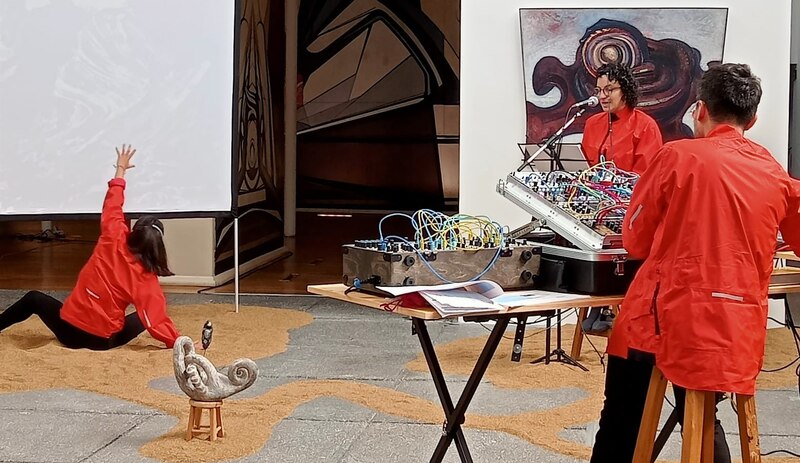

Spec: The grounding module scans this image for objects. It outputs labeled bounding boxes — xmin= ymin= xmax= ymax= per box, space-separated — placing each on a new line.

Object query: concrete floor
xmin=0 ymin=291 xmax=798 ymax=463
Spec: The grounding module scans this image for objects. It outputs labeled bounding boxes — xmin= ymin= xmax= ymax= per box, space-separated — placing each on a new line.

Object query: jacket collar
xmin=706 ymin=124 xmax=744 ymax=139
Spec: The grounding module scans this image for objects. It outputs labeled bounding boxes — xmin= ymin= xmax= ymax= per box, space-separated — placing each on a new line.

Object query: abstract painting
xmin=520 ymin=8 xmax=728 ymax=143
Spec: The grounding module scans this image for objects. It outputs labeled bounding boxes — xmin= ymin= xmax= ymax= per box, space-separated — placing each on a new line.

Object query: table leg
xmin=413 ymin=318 xmax=473 ymax=463
xmin=414 ymin=317 xmax=511 ymax=463
xmin=530 ymin=315 xmax=553 ymax=365
xmin=571 ymin=307 xmax=589 ymax=359
xmin=511 ymin=316 xmax=527 ymax=362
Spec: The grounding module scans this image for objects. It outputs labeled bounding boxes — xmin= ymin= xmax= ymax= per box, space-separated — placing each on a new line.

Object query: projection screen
xmin=0 ymin=0 xmax=236 ymax=216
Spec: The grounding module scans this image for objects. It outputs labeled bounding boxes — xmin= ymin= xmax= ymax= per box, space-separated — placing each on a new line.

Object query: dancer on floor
xmin=0 ymin=145 xmax=181 ymax=349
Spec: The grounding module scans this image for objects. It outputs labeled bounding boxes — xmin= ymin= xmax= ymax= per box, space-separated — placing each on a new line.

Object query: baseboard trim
xmin=212 ymin=246 xmax=291 ymax=287
xmin=159 ymin=275 xmax=217 ymax=287
xmin=158 ymin=247 xmax=291 ymax=288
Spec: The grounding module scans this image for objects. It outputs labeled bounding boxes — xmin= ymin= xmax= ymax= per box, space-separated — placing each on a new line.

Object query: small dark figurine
xmin=201 ymin=320 xmax=213 ymax=354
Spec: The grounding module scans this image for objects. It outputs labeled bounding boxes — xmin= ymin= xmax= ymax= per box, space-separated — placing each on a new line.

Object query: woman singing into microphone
xmin=580 ymin=63 xmax=663 ymax=174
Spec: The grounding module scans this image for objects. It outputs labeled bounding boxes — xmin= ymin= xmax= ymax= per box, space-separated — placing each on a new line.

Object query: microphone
xmin=570 ymin=95 xmax=599 ymax=109
xmin=201 ymin=320 xmax=213 ymax=353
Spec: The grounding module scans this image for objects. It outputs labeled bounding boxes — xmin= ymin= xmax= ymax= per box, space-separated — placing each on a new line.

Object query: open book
xmin=377 ymin=280 xmax=504 ymax=317
xmin=376 ymin=281 xmax=591 ymax=318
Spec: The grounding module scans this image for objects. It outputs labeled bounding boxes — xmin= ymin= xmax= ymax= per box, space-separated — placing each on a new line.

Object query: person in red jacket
xmin=581 ymin=63 xmax=663 ymax=175
xmin=590 ymin=63 xmax=800 ymax=463
xmin=579 ymin=63 xmax=666 ymax=334
xmin=0 ymin=145 xmax=182 ymax=349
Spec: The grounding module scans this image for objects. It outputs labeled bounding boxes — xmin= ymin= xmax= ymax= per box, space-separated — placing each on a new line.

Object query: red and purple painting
xmin=520 ymin=8 xmax=728 ymax=143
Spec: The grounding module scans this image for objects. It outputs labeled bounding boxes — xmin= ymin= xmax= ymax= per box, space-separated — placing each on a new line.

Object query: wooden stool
xmin=185 ymin=400 xmax=225 ymax=441
xmin=633 ymin=368 xmax=761 ymax=463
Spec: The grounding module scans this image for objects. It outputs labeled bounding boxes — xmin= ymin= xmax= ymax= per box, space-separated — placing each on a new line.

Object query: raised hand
xmin=114 ymin=144 xmax=137 ymax=178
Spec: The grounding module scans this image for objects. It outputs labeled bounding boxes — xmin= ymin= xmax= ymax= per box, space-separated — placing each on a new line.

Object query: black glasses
xmin=593 ymin=85 xmax=621 ymax=96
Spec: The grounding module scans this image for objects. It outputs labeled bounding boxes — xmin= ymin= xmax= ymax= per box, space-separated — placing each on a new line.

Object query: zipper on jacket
xmin=650 ymin=282 xmax=661 ymax=335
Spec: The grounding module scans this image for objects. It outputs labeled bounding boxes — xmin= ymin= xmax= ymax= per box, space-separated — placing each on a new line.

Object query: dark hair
xmin=127 ymin=216 xmax=174 ymax=277
xmin=698 ymin=63 xmax=762 ymax=126
xmin=596 ymin=63 xmax=639 ymax=108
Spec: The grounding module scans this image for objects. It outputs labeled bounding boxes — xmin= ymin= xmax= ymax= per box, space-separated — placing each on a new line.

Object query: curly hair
xmin=698 ymin=63 xmax=761 ymax=126
xmin=596 ymin=63 xmax=639 ymax=108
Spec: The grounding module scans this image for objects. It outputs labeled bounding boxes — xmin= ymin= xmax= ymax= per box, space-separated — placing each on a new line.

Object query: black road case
xmin=535 ymin=243 xmax=641 ymax=295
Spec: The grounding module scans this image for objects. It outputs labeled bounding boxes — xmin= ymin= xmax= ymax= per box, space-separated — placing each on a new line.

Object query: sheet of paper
xmin=418 ymin=289 xmax=506 ymax=317
xmin=491 ymin=290 xmax=591 ymax=308
xmin=376 ymin=280 xmax=502 ymax=298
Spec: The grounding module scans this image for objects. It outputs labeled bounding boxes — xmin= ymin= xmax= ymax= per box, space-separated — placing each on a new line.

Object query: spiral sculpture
xmin=172 ymin=336 xmax=259 ymax=401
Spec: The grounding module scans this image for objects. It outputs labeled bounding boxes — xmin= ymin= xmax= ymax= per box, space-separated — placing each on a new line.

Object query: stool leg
xmin=216 ymin=406 xmax=225 ymax=437
xmin=571 ymin=307 xmax=588 ymax=359
xmin=185 ymin=406 xmax=195 ymax=441
xmin=682 ymin=390 xmax=706 ymax=463
xmin=633 ymin=367 xmax=668 ymax=463
xmin=701 ymin=391 xmax=716 ymax=463
xmin=209 ymin=407 xmax=218 ymax=441
xmin=736 ymin=394 xmax=761 ymax=463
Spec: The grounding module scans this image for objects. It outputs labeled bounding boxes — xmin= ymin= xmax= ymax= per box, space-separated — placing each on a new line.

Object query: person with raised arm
xmin=0 ymin=145 xmax=182 ymax=350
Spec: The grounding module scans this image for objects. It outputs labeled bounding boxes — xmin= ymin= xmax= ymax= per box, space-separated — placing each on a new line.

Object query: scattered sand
xmin=0 ymin=304 xmax=313 ymax=462
xmin=0 ymin=305 xmax=797 ymax=463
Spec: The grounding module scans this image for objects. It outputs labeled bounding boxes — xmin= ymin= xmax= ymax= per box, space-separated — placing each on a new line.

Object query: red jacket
xmin=581 ymin=106 xmax=663 ymax=174
xmin=607 ymin=124 xmax=800 ymax=394
xmin=60 ymin=178 xmax=180 ymax=348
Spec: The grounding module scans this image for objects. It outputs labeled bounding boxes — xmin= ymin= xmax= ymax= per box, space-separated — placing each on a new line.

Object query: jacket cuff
xmin=108 ymin=178 xmax=126 ymax=188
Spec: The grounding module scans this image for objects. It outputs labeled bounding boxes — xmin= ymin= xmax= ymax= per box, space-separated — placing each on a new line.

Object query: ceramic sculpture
xmin=173 ymin=336 xmax=258 ymax=401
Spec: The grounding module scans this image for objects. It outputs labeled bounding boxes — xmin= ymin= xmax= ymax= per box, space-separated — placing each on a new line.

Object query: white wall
xmin=129 ymin=217 xmax=216 ymax=286
xmin=159 ymin=218 xmax=216 ymax=286
xmin=461 ymin=0 xmax=793 ymax=229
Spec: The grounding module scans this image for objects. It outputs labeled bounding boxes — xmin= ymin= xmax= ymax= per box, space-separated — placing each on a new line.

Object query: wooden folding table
xmin=307 ymin=284 xmax=620 ymax=463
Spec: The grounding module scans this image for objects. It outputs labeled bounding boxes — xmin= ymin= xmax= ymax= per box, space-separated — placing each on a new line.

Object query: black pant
xmin=0 ymin=290 xmax=144 ymax=350
xmin=590 ymin=353 xmax=731 ymax=463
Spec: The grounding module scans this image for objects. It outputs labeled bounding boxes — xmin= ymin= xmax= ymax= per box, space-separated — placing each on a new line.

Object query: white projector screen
xmin=0 ymin=0 xmax=236 ymax=216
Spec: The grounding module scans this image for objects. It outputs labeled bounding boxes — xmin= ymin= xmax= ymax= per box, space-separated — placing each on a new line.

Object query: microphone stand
xmin=518 ymin=106 xmax=589 ymax=172
xmin=598 ymin=111 xmax=612 ymax=163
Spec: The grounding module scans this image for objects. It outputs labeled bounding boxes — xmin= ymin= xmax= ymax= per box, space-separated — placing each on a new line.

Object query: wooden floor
xmin=0 ymin=221 xmax=98 ymax=291
xmin=0 ymin=212 xmax=391 ymax=295
xmin=205 ymin=212 xmax=394 ymax=295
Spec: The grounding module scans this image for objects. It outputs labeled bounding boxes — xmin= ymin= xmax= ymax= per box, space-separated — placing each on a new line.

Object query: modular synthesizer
xmin=342 ymin=210 xmax=541 ymax=290
xmin=497 ymin=162 xmax=639 ymax=250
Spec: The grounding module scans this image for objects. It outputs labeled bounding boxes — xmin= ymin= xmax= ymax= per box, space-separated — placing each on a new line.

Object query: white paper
xmin=491 ymin=290 xmax=591 ymax=308
xmin=418 ymin=289 xmax=506 ymax=317
xmin=376 ymin=280 xmax=503 ymax=298
xmin=376 ymin=281 xmax=592 ymax=317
